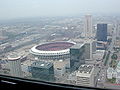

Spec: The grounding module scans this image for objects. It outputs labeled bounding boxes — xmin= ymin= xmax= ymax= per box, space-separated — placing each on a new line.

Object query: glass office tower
xmin=97 ymin=24 xmax=107 ymax=42
xmin=70 ymin=43 xmax=85 ymax=71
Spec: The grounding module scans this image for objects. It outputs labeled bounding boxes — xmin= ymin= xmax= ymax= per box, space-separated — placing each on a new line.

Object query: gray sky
xmin=0 ymin=0 xmax=120 ymax=20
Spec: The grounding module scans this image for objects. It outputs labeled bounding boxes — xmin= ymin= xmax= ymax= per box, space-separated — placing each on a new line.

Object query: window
xmin=57 ymin=68 xmax=62 ymax=70
xmin=0 ymin=0 xmax=120 ymax=90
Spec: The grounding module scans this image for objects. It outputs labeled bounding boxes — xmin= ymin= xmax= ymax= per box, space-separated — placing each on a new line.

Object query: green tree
xmin=107 ymin=78 xmax=116 ymax=83
xmin=111 ymin=54 xmax=118 ymax=60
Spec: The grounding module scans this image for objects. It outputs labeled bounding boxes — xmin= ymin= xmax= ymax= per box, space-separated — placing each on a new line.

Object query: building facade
xmin=8 ymin=54 xmax=22 ymax=77
xmin=84 ymin=39 xmax=96 ymax=61
xmin=54 ymin=60 xmax=66 ymax=78
xmin=76 ymin=64 xmax=95 ymax=87
xmin=84 ymin=14 xmax=93 ymax=39
xmin=30 ymin=61 xmax=54 ymax=81
xmin=116 ymin=21 xmax=120 ymax=39
xmin=97 ymin=24 xmax=107 ymax=42
xmin=107 ymin=67 xmax=114 ymax=79
xmin=70 ymin=43 xmax=85 ymax=71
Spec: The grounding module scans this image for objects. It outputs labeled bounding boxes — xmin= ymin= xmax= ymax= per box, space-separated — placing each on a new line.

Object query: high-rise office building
xmin=107 ymin=24 xmax=113 ymax=36
xmin=84 ymin=14 xmax=93 ymax=39
xmin=97 ymin=24 xmax=107 ymax=42
xmin=8 ymin=54 xmax=22 ymax=77
xmin=30 ymin=61 xmax=54 ymax=81
xmin=84 ymin=39 xmax=96 ymax=61
xmin=116 ymin=21 xmax=120 ymax=38
xmin=70 ymin=43 xmax=85 ymax=71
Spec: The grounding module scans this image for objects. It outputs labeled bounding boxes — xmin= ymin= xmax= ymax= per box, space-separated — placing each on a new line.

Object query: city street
xmin=96 ymin=24 xmax=117 ymax=88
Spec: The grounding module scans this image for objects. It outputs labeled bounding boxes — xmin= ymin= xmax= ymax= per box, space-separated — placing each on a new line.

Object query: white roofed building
xmin=76 ymin=64 xmax=95 ymax=87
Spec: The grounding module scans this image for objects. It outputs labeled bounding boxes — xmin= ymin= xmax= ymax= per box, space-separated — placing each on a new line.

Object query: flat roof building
xmin=93 ymin=50 xmax=105 ymax=61
xmin=70 ymin=43 xmax=85 ymax=71
xmin=97 ymin=24 xmax=107 ymax=42
xmin=21 ymin=60 xmax=35 ymax=74
xmin=54 ymin=60 xmax=66 ymax=78
xmin=84 ymin=14 xmax=93 ymax=39
xmin=116 ymin=61 xmax=120 ymax=72
xmin=30 ymin=61 xmax=54 ymax=81
xmin=107 ymin=67 xmax=114 ymax=79
xmin=7 ymin=54 xmax=23 ymax=77
xmin=84 ymin=39 xmax=96 ymax=61
xmin=76 ymin=64 xmax=95 ymax=87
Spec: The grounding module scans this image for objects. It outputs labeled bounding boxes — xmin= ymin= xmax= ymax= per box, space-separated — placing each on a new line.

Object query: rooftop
xmin=7 ymin=54 xmax=21 ymax=61
xmin=84 ymin=39 xmax=96 ymax=43
xmin=76 ymin=64 xmax=94 ymax=76
xmin=31 ymin=61 xmax=53 ymax=69
xmin=93 ymin=50 xmax=105 ymax=60
xmin=116 ymin=62 xmax=120 ymax=72
xmin=70 ymin=43 xmax=84 ymax=49
xmin=107 ymin=67 xmax=114 ymax=73
xmin=54 ymin=60 xmax=67 ymax=68
xmin=21 ymin=60 xmax=35 ymax=66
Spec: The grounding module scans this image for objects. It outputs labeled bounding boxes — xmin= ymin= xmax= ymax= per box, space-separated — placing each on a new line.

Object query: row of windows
xmin=36 ymin=51 xmax=69 ymax=55
xmin=77 ymin=77 xmax=90 ymax=80
xmin=77 ymin=82 xmax=90 ymax=85
xmin=38 ymin=54 xmax=70 ymax=59
xmin=77 ymin=79 xmax=90 ymax=82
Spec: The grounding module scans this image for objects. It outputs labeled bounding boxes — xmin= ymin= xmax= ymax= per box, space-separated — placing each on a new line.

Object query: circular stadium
xmin=30 ymin=41 xmax=76 ymax=60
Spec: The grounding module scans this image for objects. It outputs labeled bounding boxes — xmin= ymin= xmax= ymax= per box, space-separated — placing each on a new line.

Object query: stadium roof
xmin=36 ymin=41 xmax=75 ymax=51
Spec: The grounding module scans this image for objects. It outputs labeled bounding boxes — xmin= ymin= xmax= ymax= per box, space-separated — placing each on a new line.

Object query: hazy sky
xmin=0 ymin=0 xmax=120 ymax=20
